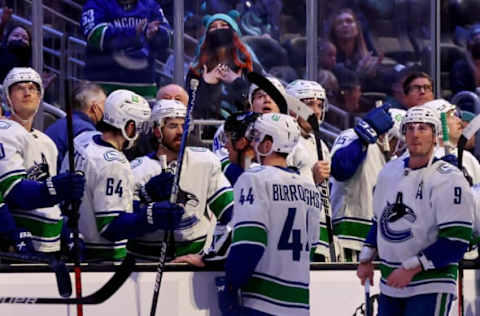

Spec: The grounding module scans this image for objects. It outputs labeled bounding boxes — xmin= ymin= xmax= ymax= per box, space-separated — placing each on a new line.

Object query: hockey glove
xmin=47 ymin=172 xmax=85 ymax=204
xmin=8 ymin=228 xmax=34 ymax=254
xmin=215 ymin=276 xmax=241 ymax=316
xmin=354 ymin=105 xmax=393 ymax=144
xmin=60 ymin=224 xmax=85 ymax=262
xmin=142 ymin=172 xmax=174 ymax=203
xmin=146 ymin=201 xmax=184 ymax=230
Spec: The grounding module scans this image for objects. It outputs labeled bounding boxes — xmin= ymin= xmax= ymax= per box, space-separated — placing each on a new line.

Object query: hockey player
xmin=128 ymin=99 xmax=234 ymax=260
xmin=218 ymin=113 xmax=321 ymax=315
xmin=330 ymin=104 xmax=397 ymax=261
xmin=286 ymin=79 xmax=330 ymax=185
xmin=81 ymin=0 xmax=171 ymax=98
xmin=62 ymin=89 xmax=183 ymax=262
xmin=423 ymin=98 xmax=480 ymax=184
xmin=0 ymin=67 xmax=85 ymax=254
xmin=357 ymin=105 xmax=473 ymax=315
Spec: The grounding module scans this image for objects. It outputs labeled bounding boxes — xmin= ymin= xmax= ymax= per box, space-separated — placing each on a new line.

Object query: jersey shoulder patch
xmin=435 ymin=161 xmax=456 ymax=175
xmin=0 ymin=120 xmax=11 ymax=129
xmin=103 ymin=150 xmax=127 ymax=163
xmin=130 ymin=157 xmax=144 ymax=169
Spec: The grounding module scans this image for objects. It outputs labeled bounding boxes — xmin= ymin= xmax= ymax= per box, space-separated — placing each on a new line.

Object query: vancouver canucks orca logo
xmin=177 ymin=186 xmax=200 ymax=208
xmin=380 ymin=192 xmax=417 ymax=242
xmin=26 ymin=154 xmax=50 ymax=181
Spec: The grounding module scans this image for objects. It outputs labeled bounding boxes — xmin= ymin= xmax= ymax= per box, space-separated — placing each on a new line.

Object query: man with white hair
xmin=357 ymin=105 xmax=473 ymax=316
xmin=128 ymin=99 xmax=234 ymax=260
xmin=62 ymin=89 xmax=183 ymax=262
xmin=0 ymin=67 xmax=85 ymax=254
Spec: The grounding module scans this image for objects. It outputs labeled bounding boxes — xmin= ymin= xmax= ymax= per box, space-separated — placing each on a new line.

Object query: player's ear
xmin=234 ymin=137 xmax=248 ymax=150
xmin=153 ymin=126 xmax=162 ymax=139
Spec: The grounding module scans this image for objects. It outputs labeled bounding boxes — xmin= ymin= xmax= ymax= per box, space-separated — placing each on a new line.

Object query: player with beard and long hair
xmin=128 ymin=99 xmax=234 ymax=261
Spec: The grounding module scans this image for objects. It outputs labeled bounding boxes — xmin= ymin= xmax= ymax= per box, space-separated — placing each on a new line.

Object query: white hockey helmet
xmin=247 ymin=113 xmax=300 ymax=156
xmin=286 ymin=80 xmax=328 ymax=122
xmin=248 ymin=76 xmax=286 ymax=106
xmin=400 ymin=105 xmax=441 ymax=136
xmin=102 ymin=89 xmax=151 ymax=149
xmin=151 ymin=99 xmax=186 ymax=128
xmin=422 ymin=99 xmax=457 ymax=115
xmin=3 ymin=67 xmax=44 ymax=122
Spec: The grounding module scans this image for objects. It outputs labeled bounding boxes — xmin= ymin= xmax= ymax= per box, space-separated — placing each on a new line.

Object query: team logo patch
xmin=104 ymin=150 xmax=126 ymax=163
xmin=0 ymin=121 xmax=11 ymax=129
xmin=130 ymin=158 xmax=143 ymax=169
xmin=437 ymin=163 xmax=453 ymax=174
xmin=379 ymin=192 xmax=416 ymax=242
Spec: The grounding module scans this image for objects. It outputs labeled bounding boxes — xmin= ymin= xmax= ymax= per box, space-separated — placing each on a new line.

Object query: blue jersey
xmin=81 ymin=0 xmax=171 ymax=97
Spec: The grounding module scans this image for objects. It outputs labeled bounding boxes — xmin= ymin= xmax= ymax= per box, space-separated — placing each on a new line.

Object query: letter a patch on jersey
xmin=416 ymin=181 xmax=423 ymax=200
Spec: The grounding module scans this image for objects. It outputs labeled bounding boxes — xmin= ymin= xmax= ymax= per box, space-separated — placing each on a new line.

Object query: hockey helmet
xmin=423 ymin=98 xmax=458 ymax=116
xmin=224 ymin=111 xmax=261 ymax=143
xmin=102 ymin=89 xmax=151 ymax=149
xmin=248 ymin=76 xmax=286 ymax=107
xmin=400 ymin=105 xmax=441 ymax=136
xmin=286 ymin=79 xmax=328 ymax=122
xmin=247 ymin=113 xmax=300 ymax=156
xmin=3 ymin=67 xmax=43 ymax=122
xmin=151 ymin=99 xmax=186 ymax=128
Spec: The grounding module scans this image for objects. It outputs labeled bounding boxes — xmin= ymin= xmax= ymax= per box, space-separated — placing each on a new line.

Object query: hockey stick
xmin=456 ymin=113 xmax=480 ymax=316
xmin=307 ymin=114 xmax=336 ymax=262
xmin=0 ymin=254 xmax=136 ymax=304
xmin=149 ymin=78 xmax=200 ymax=316
xmin=364 ymin=277 xmax=371 ymax=316
xmin=246 ymin=72 xmax=288 ymax=114
xmin=65 ymin=72 xmax=84 ymax=315
xmin=0 ymin=251 xmax=71 ymax=298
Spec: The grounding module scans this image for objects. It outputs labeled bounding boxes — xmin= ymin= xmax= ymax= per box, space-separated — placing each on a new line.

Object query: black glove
xmin=142 ymin=172 xmax=174 ymax=202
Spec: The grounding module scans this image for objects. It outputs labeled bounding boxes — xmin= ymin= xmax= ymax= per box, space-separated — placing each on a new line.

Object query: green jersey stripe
xmin=333 ymin=220 xmax=371 ymax=240
xmin=380 ymin=263 xmax=457 ymax=282
xmin=96 ymin=216 xmax=117 ymax=233
xmin=243 ymin=276 xmax=309 ymax=305
xmin=232 ymin=226 xmax=268 ymax=246
xmin=87 ymin=23 xmax=107 ymax=50
xmin=438 ymin=226 xmax=473 ymax=243
xmin=0 ymin=174 xmax=24 ymax=197
xmin=85 ymin=246 xmax=126 ymax=261
xmin=14 ymin=216 xmax=63 ymax=238
xmin=209 ymin=189 xmax=234 ymax=218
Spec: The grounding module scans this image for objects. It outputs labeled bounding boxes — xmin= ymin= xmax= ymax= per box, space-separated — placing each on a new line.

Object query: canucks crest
xmin=380 ymin=192 xmax=417 ymax=242
xmin=26 ymin=153 xmax=50 ymax=181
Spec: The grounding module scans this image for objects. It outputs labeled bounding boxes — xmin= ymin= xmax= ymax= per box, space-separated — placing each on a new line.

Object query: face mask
xmin=7 ymin=40 xmax=31 ymax=62
xmin=471 ymin=42 xmax=480 ymax=60
xmin=206 ymin=28 xmax=233 ymax=48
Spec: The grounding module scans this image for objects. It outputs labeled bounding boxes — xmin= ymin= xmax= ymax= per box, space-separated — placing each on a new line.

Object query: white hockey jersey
xmin=373 ymin=157 xmax=473 ymax=298
xmin=433 ymin=146 xmax=480 ymax=185
xmin=128 ymin=147 xmax=233 ymax=259
xmin=330 ymin=129 xmax=386 ymax=251
xmin=0 ymin=119 xmax=61 ymax=252
xmin=231 ymin=165 xmax=321 ymax=315
xmin=61 ymin=134 xmax=134 ymax=261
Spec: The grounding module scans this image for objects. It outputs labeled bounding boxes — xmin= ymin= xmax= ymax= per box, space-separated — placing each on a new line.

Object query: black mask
xmin=206 ymin=28 xmax=233 ymax=48
xmin=471 ymin=42 xmax=480 ymax=60
xmin=7 ymin=40 xmax=31 ymax=63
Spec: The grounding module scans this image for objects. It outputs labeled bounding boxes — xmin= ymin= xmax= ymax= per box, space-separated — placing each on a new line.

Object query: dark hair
xmin=402 ymin=72 xmax=433 ymax=95
xmin=224 ymin=111 xmax=260 ymax=142
xmin=3 ymin=24 xmax=31 ymax=46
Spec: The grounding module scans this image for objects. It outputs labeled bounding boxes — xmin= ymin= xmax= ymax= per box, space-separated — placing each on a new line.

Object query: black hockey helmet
xmin=224 ymin=111 xmax=260 ymax=143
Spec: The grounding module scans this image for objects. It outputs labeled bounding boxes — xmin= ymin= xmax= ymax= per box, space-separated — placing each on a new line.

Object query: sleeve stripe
xmin=232 ymin=226 xmax=267 ymax=246
xmin=96 ymin=210 xmax=123 ymax=216
xmin=97 ymin=215 xmax=118 ymax=233
xmin=87 ymin=23 xmax=108 ymax=51
xmin=207 ymin=186 xmax=231 ymax=204
xmin=0 ymin=169 xmax=26 ymax=182
xmin=234 ymin=221 xmax=267 ymax=230
xmin=438 ymin=221 xmax=472 ymax=229
xmin=208 ymin=189 xmax=234 ymax=217
xmin=438 ymin=226 xmax=473 ymax=242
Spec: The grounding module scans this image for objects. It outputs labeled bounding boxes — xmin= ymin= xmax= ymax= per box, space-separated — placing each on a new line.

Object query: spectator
xmin=329 ymin=8 xmax=383 ymax=84
xmin=319 ymin=39 xmax=337 ymax=71
xmin=186 ymin=10 xmax=263 ymax=127
xmin=402 ymin=71 xmax=434 ymax=108
xmin=0 ymin=6 xmax=13 ymax=39
xmin=450 ymin=24 xmax=480 ymax=108
xmin=80 ymin=0 xmax=171 ymax=99
xmin=156 ymin=83 xmax=189 ymax=105
xmin=45 ymin=82 xmax=106 ymax=170
xmin=0 ymin=23 xmax=57 ymax=88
